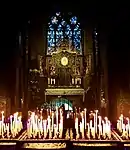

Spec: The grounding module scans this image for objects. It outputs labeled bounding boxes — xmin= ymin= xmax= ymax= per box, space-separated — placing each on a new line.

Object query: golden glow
xmin=24 ymin=143 xmax=66 ymax=149
xmin=61 ymin=57 xmax=68 ymax=66
xmin=73 ymin=143 xmax=116 ymax=147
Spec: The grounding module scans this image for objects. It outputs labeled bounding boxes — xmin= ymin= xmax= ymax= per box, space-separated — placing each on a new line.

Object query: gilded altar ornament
xmin=24 ymin=143 xmax=66 ymax=149
xmin=61 ymin=57 xmax=68 ymax=66
xmin=73 ymin=143 xmax=115 ymax=147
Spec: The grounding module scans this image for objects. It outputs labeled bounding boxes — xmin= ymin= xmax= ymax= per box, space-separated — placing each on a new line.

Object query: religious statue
xmin=50 ymin=66 xmax=56 ymax=77
xmin=49 ymin=66 xmax=56 ymax=85
xmin=76 ymin=67 xmax=80 ymax=76
xmin=86 ymin=66 xmax=89 ymax=75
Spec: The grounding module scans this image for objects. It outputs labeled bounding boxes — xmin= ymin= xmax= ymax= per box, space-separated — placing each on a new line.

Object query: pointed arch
xmin=47 ymin=12 xmax=82 ymax=55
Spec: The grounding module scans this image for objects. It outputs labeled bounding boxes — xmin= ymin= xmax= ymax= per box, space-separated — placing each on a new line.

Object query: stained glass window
xmin=47 ymin=12 xmax=82 ymax=55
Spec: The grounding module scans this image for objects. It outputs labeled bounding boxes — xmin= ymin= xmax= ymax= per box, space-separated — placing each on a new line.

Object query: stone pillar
xmin=83 ymin=29 xmax=87 ymax=56
xmin=99 ymin=31 xmax=109 ymax=116
xmin=22 ymin=23 xmax=29 ymax=120
xmin=83 ymin=27 xmax=94 ymax=109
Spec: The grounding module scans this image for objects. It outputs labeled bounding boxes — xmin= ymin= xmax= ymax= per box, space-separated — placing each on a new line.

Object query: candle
xmin=84 ymin=108 xmax=87 ymax=129
xmin=60 ymin=109 xmax=62 ymax=120
xmin=65 ymin=129 xmax=70 ymax=139
xmin=93 ymin=113 xmax=96 ymax=135
xmin=128 ymin=118 xmax=130 ymax=137
xmin=90 ymin=120 xmax=92 ymax=129
xmin=95 ymin=110 xmax=98 ymax=133
xmin=75 ymin=117 xmax=79 ymax=139
xmin=122 ymin=123 xmax=125 ymax=137
xmin=54 ymin=124 xmax=57 ymax=139
xmin=43 ymin=120 xmax=47 ymax=138
xmin=59 ymin=117 xmax=63 ymax=139
xmin=102 ymin=120 xmax=106 ymax=138
xmin=47 ymin=116 xmax=51 ymax=131
xmin=0 ymin=121 xmax=1 ymax=135
xmin=106 ymin=120 xmax=111 ymax=139
xmin=91 ymin=127 xmax=95 ymax=138
xmin=80 ymin=122 xmax=82 ymax=134
xmin=87 ymin=123 xmax=90 ymax=139
xmin=98 ymin=124 xmax=102 ymax=139
xmin=120 ymin=114 xmax=124 ymax=131
xmin=72 ymin=78 xmax=74 ymax=84
xmin=70 ymin=128 xmax=73 ymax=140
xmin=56 ymin=106 xmax=58 ymax=131
xmin=52 ymin=112 xmax=54 ymax=132
xmin=6 ymin=123 xmax=10 ymax=138
xmin=125 ymin=124 xmax=129 ymax=139
xmin=1 ymin=111 xmax=4 ymax=138
xmin=117 ymin=120 xmax=119 ymax=130
xmin=81 ymin=112 xmax=85 ymax=139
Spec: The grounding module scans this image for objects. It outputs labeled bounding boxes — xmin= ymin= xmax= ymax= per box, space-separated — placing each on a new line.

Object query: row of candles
xmin=2 ymin=108 xmax=130 ymax=140
xmin=75 ymin=110 xmax=111 ymax=139
xmin=26 ymin=108 xmax=112 ymax=139
xmin=27 ymin=107 xmax=63 ymax=139
xmin=0 ymin=111 xmax=23 ymax=139
xmin=117 ymin=114 xmax=130 ymax=139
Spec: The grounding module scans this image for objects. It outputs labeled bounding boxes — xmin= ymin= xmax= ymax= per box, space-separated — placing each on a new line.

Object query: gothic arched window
xmin=47 ymin=12 xmax=82 ymax=55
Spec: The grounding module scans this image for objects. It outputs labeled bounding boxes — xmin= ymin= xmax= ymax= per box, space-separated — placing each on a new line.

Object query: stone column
xmin=22 ymin=23 xmax=29 ymax=120
xmin=83 ymin=27 xmax=94 ymax=108
xmin=99 ymin=30 xmax=109 ymax=116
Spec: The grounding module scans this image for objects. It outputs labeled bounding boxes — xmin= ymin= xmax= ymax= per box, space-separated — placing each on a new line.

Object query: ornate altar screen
xmin=46 ymin=39 xmax=83 ymax=87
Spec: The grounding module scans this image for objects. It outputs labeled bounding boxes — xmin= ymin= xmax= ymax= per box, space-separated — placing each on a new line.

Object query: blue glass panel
xmin=68 ymin=34 xmax=72 ymax=39
xmin=70 ymin=16 xmax=77 ymax=24
xmin=66 ymin=24 xmax=71 ymax=31
xmin=61 ymin=19 xmax=66 ymax=26
xmin=51 ymin=16 xmax=58 ymax=24
xmin=47 ymin=29 xmax=55 ymax=53
xmin=56 ymin=31 xmax=63 ymax=39
xmin=65 ymin=24 xmax=72 ymax=40
xmin=72 ymin=23 xmax=81 ymax=51
xmin=57 ymin=24 xmax=62 ymax=30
